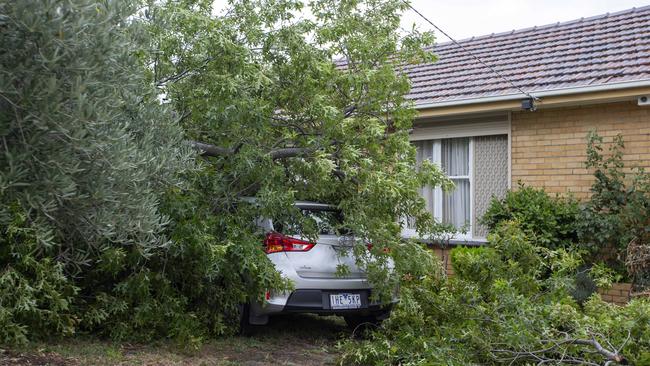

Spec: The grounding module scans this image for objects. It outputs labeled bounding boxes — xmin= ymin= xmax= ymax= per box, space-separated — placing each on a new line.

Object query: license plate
xmin=330 ymin=293 xmax=362 ymax=309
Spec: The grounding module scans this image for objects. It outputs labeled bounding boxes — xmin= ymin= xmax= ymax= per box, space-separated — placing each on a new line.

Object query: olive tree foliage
xmin=147 ymin=0 xmax=452 ymax=299
xmin=0 ymin=0 xmax=191 ymax=268
xmin=0 ymin=0 xmax=192 ymax=343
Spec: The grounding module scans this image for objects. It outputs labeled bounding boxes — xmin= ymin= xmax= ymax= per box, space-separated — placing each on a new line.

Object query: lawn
xmin=0 ymin=314 xmax=347 ymax=366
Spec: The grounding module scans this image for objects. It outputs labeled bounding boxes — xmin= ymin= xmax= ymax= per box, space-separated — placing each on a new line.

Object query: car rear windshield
xmin=274 ymin=208 xmax=348 ymax=236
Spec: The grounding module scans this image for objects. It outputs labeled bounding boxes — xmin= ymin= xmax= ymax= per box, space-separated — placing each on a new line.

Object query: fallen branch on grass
xmin=492 ymin=332 xmax=629 ymax=365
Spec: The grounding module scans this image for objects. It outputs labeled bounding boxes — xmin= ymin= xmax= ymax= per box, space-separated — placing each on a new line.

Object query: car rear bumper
xmin=283 ymin=289 xmax=392 ymax=313
xmin=248 ymin=252 xmax=398 ymax=324
xmin=250 ymin=288 xmax=397 ymax=322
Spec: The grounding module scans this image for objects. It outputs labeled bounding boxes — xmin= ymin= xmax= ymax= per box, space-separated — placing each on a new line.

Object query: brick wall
xmin=597 ymin=283 xmax=632 ymax=305
xmin=431 ymin=247 xmax=454 ymax=277
xmin=511 ymin=101 xmax=650 ymax=199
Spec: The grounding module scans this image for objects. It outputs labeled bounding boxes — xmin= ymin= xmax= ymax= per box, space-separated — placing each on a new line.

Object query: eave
xmin=415 ymin=79 xmax=650 ymax=118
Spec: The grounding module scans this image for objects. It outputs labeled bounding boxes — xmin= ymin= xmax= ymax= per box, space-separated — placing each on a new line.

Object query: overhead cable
xmin=403 ymin=1 xmax=539 ymax=102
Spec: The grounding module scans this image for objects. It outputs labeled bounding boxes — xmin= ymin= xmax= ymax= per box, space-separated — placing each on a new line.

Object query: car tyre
xmin=238 ymin=303 xmax=256 ymax=336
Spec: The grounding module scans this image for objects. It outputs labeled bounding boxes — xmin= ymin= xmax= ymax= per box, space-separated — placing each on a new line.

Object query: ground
xmin=0 ymin=314 xmax=348 ymax=366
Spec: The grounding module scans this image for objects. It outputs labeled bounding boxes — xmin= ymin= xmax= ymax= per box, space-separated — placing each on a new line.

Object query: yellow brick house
xmin=402 ymin=6 xmax=650 ymax=246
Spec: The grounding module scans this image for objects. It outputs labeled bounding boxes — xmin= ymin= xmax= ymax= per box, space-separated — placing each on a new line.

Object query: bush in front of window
xmin=480 ymin=184 xmax=580 ymax=250
xmin=480 ymin=187 xmax=600 ymax=302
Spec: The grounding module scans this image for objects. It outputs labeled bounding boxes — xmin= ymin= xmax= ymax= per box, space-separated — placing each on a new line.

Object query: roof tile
xmin=404 ymin=6 xmax=650 ymax=106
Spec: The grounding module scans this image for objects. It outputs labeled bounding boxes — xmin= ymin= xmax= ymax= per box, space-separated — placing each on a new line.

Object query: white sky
xmin=213 ymin=1 xmax=650 ymax=42
xmin=402 ymin=0 xmax=650 ymax=42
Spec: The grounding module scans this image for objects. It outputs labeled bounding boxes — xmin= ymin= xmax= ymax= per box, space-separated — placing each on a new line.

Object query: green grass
xmin=1 ymin=314 xmax=348 ymax=366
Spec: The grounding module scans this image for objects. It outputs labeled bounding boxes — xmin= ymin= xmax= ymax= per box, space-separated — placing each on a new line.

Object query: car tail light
xmin=264 ymin=232 xmax=316 ymax=254
xmin=366 ymin=243 xmax=391 ymax=254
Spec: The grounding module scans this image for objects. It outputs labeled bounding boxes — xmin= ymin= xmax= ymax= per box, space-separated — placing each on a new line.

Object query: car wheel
xmin=238 ymin=303 xmax=255 ymax=336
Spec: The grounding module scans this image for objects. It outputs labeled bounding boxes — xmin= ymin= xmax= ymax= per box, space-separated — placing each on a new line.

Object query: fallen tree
xmin=338 ymin=221 xmax=650 ymax=365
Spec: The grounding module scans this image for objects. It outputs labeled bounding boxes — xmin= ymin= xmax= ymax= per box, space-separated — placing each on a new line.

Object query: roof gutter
xmin=413 ymin=79 xmax=650 ymax=110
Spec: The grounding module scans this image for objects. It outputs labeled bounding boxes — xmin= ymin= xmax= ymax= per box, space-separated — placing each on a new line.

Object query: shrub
xmin=578 ymin=131 xmax=650 ymax=283
xmin=481 ymin=184 xmax=580 ymax=250
xmin=481 ymin=133 xmax=650 ymax=285
xmin=0 ymin=0 xmax=190 ymax=269
xmin=0 ymin=206 xmax=78 ymax=345
xmin=338 ymin=222 xmax=650 ymax=365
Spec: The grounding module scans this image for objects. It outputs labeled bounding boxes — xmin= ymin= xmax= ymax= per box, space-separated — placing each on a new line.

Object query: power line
xmin=403 ymin=1 xmax=539 ymax=102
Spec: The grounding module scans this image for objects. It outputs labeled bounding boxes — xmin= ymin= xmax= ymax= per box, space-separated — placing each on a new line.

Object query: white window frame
xmin=443 ymin=138 xmax=473 ymax=240
xmin=403 ymin=113 xmax=510 ymax=242
xmin=403 ymin=138 xmax=474 ymax=240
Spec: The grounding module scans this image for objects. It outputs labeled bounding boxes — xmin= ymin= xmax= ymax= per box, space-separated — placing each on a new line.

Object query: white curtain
xmin=412 ymin=138 xmax=471 ymax=231
xmin=441 ymin=138 xmax=470 ymax=229
xmin=411 ymin=140 xmax=435 ymax=229
xmin=441 ymin=138 xmax=469 ymax=176
xmin=443 ymin=179 xmax=470 ymax=229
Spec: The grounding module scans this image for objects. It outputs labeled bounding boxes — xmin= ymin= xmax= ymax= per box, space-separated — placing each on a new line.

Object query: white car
xmin=240 ymin=201 xmax=397 ymax=331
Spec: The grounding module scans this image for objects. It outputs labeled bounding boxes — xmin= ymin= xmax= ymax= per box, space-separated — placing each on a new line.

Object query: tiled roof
xmin=405 ymin=6 xmax=650 ymax=107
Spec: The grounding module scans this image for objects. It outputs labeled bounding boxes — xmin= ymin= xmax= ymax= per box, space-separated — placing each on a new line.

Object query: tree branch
xmin=190 ymin=141 xmax=235 ymax=156
xmin=190 ymin=141 xmax=315 ymax=160
xmin=572 ymin=337 xmax=627 ymax=364
xmin=492 ymin=334 xmax=628 ymax=365
xmin=156 ymin=57 xmax=214 ymax=87
xmin=269 ymin=147 xmax=311 ymax=159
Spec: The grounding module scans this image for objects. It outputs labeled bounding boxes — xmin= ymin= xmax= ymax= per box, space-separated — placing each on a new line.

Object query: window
xmin=413 ymin=138 xmax=472 ymax=232
xmin=410 ymin=134 xmax=508 ymax=240
xmin=441 ymin=138 xmax=470 ymax=229
xmin=273 ymin=208 xmax=349 ymax=236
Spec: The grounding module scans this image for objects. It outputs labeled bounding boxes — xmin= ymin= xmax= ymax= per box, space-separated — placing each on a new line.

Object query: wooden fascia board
xmin=416 ymin=86 xmax=650 ymax=119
